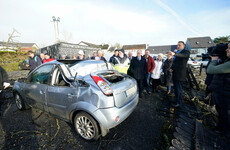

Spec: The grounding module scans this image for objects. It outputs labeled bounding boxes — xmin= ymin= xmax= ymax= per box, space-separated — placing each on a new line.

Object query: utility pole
xmin=52 ymin=16 xmax=60 ymax=43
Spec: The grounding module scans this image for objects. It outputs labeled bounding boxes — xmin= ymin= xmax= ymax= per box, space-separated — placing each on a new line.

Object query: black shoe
xmin=147 ymin=91 xmax=151 ymax=95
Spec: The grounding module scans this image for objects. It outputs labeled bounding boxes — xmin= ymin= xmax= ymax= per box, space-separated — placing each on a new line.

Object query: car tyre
xmin=74 ymin=112 xmax=100 ymax=141
xmin=14 ymin=93 xmax=27 ymax=110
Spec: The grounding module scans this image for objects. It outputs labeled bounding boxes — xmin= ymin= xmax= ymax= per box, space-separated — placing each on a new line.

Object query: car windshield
xmin=69 ymin=60 xmax=114 ymax=77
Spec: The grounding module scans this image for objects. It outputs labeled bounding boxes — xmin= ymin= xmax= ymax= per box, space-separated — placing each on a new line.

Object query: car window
xmin=52 ymin=66 xmax=69 ymax=86
xmin=28 ymin=65 xmax=54 ymax=84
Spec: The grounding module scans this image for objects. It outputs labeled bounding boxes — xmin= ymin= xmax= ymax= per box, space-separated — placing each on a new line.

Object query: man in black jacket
xmin=0 ymin=66 xmax=10 ymax=99
xmin=169 ymin=41 xmax=190 ymax=107
xmin=128 ymin=50 xmax=147 ymax=98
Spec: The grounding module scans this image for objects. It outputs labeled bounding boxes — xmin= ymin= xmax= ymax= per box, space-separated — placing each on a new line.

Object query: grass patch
xmin=1 ymin=62 xmax=19 ymax=71
xmin=0 ymin=51 xmax=28 ymax=71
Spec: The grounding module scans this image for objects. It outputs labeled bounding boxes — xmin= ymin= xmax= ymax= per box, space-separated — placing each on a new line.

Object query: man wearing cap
xmin=77 ymin=50 xmax=85 ymax=60
xmin=109 ymin=49 xmax=119 ymax=65
xmin=169 ymin=41 xmax=190 ymax=107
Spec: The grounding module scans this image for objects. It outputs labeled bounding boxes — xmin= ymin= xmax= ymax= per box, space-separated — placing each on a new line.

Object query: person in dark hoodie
xmin=109 ymin=49 xmax=119 ymax=64
xmin=26 ymin=50 xmax=42 ymax=72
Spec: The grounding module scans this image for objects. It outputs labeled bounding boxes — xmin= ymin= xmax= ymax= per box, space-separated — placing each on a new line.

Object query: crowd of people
xmin=127 ymin=41 xmax=190 ymax=106
xmin=25 ymin=41 xmax=190 ymax=107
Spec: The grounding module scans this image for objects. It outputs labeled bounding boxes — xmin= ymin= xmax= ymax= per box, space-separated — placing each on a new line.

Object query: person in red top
xmin=144 ymin=49 xmax=155 ymax=95
xmin=43 ymin=53 xmax=55 ymax=63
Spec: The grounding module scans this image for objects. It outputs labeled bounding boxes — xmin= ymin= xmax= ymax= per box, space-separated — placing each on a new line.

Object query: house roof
xmin=122 ymin=44 xmax=146 ymax=50
xmin=148 ymin=45 xmax=177 ymax=54
xmin=0 ymin=41 xmax=37 ymax=48
xmin=187 ymin=36 xmax=215 ymax=48
xmin=78 ymin=41 xmax=109 ymax=49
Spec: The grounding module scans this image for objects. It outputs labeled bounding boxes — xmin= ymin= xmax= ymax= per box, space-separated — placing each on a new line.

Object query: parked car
xmin=187 ymin=58 xmax=200 ymax=68
xmin=195 ymin=58 xmax=209 ymax=67
xmin=13 ymin=60 xmax=139 ymax=140
xmin=18 ymin=59 xmax=30 ymax=70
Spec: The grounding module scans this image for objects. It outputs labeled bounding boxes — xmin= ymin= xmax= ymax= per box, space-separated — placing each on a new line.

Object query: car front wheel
xmin=74 ymin=112 xmax=100 ymax=141
xmin=15 ymin=93 xmax=26 ymax=110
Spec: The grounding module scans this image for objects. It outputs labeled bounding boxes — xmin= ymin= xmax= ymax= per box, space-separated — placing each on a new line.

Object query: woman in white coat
xmin=151 ymin=53 xmax=164 ymax=93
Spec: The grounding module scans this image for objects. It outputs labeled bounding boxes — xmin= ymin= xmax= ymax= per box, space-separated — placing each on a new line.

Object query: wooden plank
xmin=173 ymin=132 xmax=194 ymax=149
xmin=195 ymin=120 xmax=230 ymax=150
xmin=171 ymin=139 xmax=190 ymax=150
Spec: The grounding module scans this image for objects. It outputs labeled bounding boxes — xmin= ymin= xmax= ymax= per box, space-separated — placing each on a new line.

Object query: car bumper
xmin=93 ymin=94 xmax=139 ymax=129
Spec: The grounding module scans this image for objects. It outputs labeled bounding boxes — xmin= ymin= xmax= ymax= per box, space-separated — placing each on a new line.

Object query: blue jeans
xmin=146 ymin=73 xmax=151 ymax=92
xmin=173 ymin=81 xmax=182 ymax=105
xmin=167 ymin=86 xmax=171 ymax=92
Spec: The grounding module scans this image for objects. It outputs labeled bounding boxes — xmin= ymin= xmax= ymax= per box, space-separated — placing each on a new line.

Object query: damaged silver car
xmin=13 ymin=60 xmax=139 ymax=140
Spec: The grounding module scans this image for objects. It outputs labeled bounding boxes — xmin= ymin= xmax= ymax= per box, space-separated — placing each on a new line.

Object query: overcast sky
xmin=0 ymin=0 xmax=230 ymax=48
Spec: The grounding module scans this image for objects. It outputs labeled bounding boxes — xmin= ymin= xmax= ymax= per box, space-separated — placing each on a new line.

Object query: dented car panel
xmin=13 ymin=60 xmax=139 ymax=139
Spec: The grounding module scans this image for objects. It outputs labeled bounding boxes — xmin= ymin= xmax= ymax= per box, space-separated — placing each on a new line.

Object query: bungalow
xmin=186 ymin=36 xmax=215 ymax=57
xmin=122 ymin=44 xmax=147 ymax=54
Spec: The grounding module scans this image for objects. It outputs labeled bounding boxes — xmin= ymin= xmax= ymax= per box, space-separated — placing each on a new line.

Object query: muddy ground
xmin=0 ymin=70 xmax=169 ymax=150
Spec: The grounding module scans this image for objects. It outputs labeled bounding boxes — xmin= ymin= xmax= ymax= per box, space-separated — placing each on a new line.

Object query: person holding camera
xmin=207 ymin=43 xmax=230 ymax=137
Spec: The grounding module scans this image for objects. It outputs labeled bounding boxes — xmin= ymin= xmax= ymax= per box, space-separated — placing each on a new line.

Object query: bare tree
xmin=0 ymin=28 xmax=21 ymax=51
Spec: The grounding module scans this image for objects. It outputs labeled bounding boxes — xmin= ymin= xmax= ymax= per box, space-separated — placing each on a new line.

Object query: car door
xmin=24 ymin=64 xmax=54 ymax=111
xmin=46 ymin=66 xmax=78 ymax=119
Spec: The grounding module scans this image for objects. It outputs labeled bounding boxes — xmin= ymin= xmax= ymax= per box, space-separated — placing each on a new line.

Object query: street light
xmin=52 ymin=16 xmax=60 ymax=43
